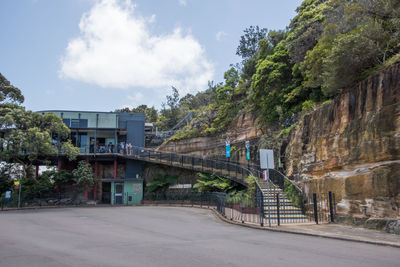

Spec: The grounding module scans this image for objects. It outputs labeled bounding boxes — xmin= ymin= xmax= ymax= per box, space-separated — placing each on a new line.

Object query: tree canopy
xmin=0 ymin=73 xmax=78 ymax=179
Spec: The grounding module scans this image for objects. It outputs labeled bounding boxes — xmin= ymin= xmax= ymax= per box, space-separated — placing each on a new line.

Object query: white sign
xmin=259 ymin=149 xmax=274 ymax=169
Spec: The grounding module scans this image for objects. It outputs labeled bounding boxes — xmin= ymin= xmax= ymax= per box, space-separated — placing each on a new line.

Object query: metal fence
xmin=142 ymin=192 xmax=266 ymax=226
xmin=305 ymin=192 xmax=337 ymax=224
xmin=1 ymin=190 xmax=83 ymax=210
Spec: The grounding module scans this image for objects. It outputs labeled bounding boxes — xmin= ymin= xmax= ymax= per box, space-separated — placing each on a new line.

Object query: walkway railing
xmin=125 ymin=146 xmax=256 ymax=186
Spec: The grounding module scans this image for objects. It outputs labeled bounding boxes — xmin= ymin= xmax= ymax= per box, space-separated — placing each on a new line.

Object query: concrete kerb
xmin=2 ymin=204 xmax=399 ymax=248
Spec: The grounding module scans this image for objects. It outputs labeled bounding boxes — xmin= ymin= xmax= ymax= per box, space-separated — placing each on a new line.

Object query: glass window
xmin=79 ymin=119 xmax=88 ymax=128
xmin=71 ymin=119 xmax=80 ymax=128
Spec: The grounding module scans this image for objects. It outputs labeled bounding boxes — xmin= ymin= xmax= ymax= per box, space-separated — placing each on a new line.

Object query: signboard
xmin=262 ymin=170 xmax=269 ymax=181
xmin=225 ymin=139 xmax=231 ymax=158
xmin=14 ymin=181 xmax=20 ymax=190
xmin=245 ymin=140 xmax=250 ymax=160
xmin=259 ymin=149 xmax=274 ymax=169
xmin=5 ymin=191 xmax=11 ymax=199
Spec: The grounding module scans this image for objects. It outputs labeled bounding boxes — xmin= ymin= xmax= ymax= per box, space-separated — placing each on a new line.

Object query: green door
xmin=115 ymin=183 xmax=124 ymax=204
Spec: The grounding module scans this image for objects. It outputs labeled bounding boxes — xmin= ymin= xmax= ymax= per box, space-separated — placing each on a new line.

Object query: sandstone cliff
xmin=285 ymin=63 xmax=400 ymax=219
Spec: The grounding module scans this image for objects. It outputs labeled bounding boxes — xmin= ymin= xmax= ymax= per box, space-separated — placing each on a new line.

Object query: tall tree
xmin=0 ymin=74 xmax=78 ymax=179
xmin=236 ymin=26 xmax=268 ymax=62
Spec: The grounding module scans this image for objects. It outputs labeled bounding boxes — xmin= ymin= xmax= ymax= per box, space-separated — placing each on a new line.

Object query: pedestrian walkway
xmin=275 ymin=223 xmax=400 ymax=247
xmin=213 ymin=207 xmax=400 ymax=247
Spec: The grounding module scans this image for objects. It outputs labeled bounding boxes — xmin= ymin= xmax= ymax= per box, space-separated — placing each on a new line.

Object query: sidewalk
xmin=211 ymin=209 xmax=400 ymax=247
xmin=275 ymin=223 xmax=400 ymax=247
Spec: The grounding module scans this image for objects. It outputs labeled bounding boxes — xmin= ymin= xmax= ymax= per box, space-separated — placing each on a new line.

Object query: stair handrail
xmin=128 ymin=145 xmax=265 ymax=195
xmin=246 ymin=163 xmax=302 ymax=194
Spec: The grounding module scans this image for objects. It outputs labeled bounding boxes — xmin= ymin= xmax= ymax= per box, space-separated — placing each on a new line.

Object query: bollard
xmin=329 ymin=191 xmax=334 ymax=223
xmin=313 ymin=193 xmax=318 ymax=224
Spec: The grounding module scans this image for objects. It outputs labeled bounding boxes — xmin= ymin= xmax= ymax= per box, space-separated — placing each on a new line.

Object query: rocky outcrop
xmin=158 ymin=109 xmax=268 ymax=164
xmin=285 ymin=63 xmax=400 ymax=219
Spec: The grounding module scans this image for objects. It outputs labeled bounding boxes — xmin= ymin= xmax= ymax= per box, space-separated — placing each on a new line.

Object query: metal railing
xmin=125 ymin=146 xmax=257 ymax=186
xmin=142 ymin=192 xmax=265 ymax=226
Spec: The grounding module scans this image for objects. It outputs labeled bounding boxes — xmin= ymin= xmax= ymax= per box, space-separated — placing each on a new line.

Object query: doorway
xmin=115 ymin=183 xmax=124 ymax=204
xmin=102 ymin=182 xmax=111 ymax=204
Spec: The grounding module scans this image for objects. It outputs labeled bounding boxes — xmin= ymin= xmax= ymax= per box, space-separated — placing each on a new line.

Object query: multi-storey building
xmin=39 ymin=110 xmax=145 ymax=205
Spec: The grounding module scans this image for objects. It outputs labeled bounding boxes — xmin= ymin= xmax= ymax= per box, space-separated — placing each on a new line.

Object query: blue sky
xmin=0 ymin=0 xmax=303 ymax=112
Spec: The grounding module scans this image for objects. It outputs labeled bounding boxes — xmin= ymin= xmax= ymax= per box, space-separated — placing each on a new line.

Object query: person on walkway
xmin=119 ymin=142 xmax=125 ymax=154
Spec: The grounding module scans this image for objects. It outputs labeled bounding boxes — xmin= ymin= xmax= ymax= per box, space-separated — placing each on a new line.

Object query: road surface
xmin=0 ymin=206 xmax=399 ymax=267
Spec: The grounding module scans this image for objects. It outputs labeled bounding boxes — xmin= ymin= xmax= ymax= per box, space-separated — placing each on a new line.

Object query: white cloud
xmin=179 ymin=0 xmax=187 ymax=6
xmin=60 ymin=0 xmax=213 ymax=96
xmin=128 ymin=92 xmax=143 ymax=102
xmin=216 ymin=31 xmax=228 ymax=41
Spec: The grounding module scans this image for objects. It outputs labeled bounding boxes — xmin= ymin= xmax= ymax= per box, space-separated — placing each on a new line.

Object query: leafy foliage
xmin=283 ymin=179 xmax=304 ymax=209
xmin=236 ymin=26 xmax=268 ymax=61
xmin=0 ymin=164 xmax=18 ymax=194
xmin=0 ymin=74 xmax=75 ymax=179
xmin=72 ymin=161 xmax=95 ymax=192
xmin=53 ymin=170 xmax=75 ymax=187
xmin=145 ymin=174 xmax=178 ymax=193
xmin=61 ymin=140 xmax=80 ymax=161
xmin=193 ymin=173 xmax=245 ymax=193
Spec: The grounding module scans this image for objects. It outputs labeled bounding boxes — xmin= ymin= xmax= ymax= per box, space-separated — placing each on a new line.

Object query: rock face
xmin=158 ymin=109 xmax=266 ymax=164
xmin=285 ymin=63 xmax=400 ymax=219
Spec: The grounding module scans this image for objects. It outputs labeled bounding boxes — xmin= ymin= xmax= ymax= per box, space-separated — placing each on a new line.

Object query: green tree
xmin=72 ymin=161 xmax=95 ymax=192
xmin=0 ymin=74 xmax=76 ymax=180
xmin=158 ymin=87 xmax=182 ymax=130
xmin=53 ymin=170 xmax=75 ymax=187
xmin=236 ymin=26 xmax=268 ymax=61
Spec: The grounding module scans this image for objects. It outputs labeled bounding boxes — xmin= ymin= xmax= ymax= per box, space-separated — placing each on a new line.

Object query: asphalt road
xmin=0 ymin=206 xmax=399 ymax=267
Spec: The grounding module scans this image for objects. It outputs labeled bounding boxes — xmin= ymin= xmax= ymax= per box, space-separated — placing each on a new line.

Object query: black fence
xmin=142 ymin=191 xmax=266 ymax=226
xmin=129 ymin=146 xmax=251 ymax=186
xmin=1 ymin=190 xmax=85 ymax=210
xmin=305 ymin=192 xmax=337 ymax=224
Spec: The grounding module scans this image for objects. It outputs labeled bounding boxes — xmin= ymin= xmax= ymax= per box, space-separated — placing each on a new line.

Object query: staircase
xmin=258 ymin=180 xmax=309 ymax=224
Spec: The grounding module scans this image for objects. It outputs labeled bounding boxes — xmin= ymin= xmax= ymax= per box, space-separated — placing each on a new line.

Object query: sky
xmin=0 ymin=0 xmax=303 ymax=112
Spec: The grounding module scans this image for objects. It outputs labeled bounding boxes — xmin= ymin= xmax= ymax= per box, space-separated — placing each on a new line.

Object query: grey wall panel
xmin=125 ymin=160 xmax=143 ymax=178
xmin=126 ymin=120 xmax=145 ymax=147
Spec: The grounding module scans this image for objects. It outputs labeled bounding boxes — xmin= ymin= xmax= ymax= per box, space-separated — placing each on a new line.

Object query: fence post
xmin=333 ymin=193 xmax=336 ymax=216
xmin=313 ymin=193 xmax=318 ymax=224
xmin=277 ymin=193 xmax=280 ymax=226
xmin=259 ymin=188 xmax=264 ymax=227
xmin=329 ymin=191 xmax=334 ymax=223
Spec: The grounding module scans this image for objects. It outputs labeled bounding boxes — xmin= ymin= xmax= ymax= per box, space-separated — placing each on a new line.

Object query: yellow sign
xmin=14 ymin=181 xmax=20 ymax=186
